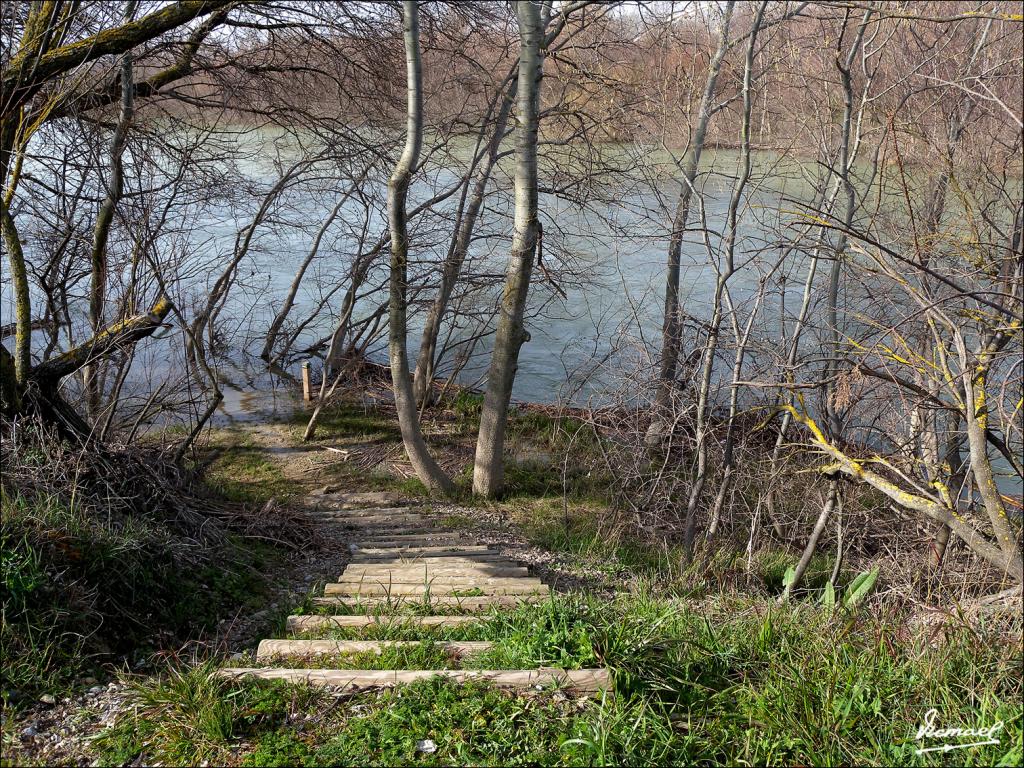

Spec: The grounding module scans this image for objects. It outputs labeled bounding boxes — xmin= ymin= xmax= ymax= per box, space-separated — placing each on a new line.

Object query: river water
xmin=187 ymin=137 xmax=816 ymax=408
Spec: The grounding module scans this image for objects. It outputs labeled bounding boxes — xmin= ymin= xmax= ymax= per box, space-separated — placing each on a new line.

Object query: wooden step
xmin=326 ymin=516 xmax=431 ymax=527
xmin=346 ymin=528 xmax=444 ymax=537
xmin=352 ymin=532 xmax=464 ymax=541
xmin=350 ymin=553 xmax=517 ymax=565
xmin=354 ymin=545 xmax=493 ymax=556
xmin=321 ymin=507 xmax=420 ymax=516
xmin=340 ymin=566 xmax=531 ymax=579
xmin=354 ymin=536 xmax=474 ymax=548
xmin=336 ymin=574 xmax=538 ymax=586
xmin=321 ymin=511 xmax=425 ymax=520
xmin=257 ymin=639 xmax=492 ymax=660
xmin=286 ymin=614 xmax=481 ymax=632
xmin=312 ymin=594 xmax=544 ymax=610
xmin=217 ymin=667 xmax=610 ymax=693
xmin=324 ymin=582 xmax=549 ymax=597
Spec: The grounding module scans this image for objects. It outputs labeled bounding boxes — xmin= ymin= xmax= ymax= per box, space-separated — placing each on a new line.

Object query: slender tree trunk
xmin=472 ymin=0 xmax=544 ymax=498
xmin=413 ymin=77 xmax=517 ymax=408
xmin=682 ymin=2 xmax=762 ymax=557
xmin=782 ymin=481 xmax=839 ymax=600
xmin=86 ymin=0 xmax=137 ymax=414
xmin=649 ymin=1 xmax=734 ymax=435
xmin=262 ymin=191 xmax=351 ymax=364
xmin=961 ymin=357 xmax=1022 ymax=573
xmin=0 ymin=200 xmax=31 ymax=387
xmin=388 ymin=0 xmax=453 ymax=494
xmin=783 ymin=11 xmax=870 ymax=586
xmin=928 ymin=425 xmax=966 ymax=572
xmin=705 ymin=283 xmax=763 ymax=544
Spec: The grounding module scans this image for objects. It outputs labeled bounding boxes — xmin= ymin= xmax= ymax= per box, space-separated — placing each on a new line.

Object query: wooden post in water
xmin=302 ymin=362 xmax=312 ymax=402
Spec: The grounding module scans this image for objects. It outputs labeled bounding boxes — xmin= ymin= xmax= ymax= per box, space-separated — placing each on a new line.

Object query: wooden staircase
xmin=219 ymin=504 xmax=610 ymax=694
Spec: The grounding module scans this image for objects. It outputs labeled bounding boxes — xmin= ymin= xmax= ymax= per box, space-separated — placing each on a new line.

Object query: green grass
xmin=248 ymin=642 xmax=459 ymax=671
xmin=0 ymin=525 xmax=87 ymax=702
xmin=288 ymin=403 xmax=401 ymax=443
xmin=95 ymin=661 xmax=328 ymax=766
xmin=203 ymin=434 xmax=297 ymax=504
xmin=97 ymin=592 xmax=1023 ymax=766
xmin=97 ymin=669 xmax=671 ymax=767
xmin=0 ymin=491 xmax=278 ymax=711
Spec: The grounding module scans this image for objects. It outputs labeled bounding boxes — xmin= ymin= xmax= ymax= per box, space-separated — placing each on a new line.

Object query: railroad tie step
xmin=312 ymin=594 xmax=545 ymax=610
xmin=338 ymin=523 xmax=439 ymax=534
xmin=286 ymin=614 xmax=481 ymax=632
xmin=334 ymin=574 xmax=540 ymax=585
xmin=256 ymin=639 xmax=492 ymax=661
xmin=349 ymin=553 xmax=518 ymax=566
xmin=323 ymin=581 xmax=549 ymax=597
xmin=338 ymin=566 xmax=532 ymax=579
xmin=320 ymin=512 xmax=427 ymax=521
xmin=320 ymin=507 xmax=421 ymax=517
xmin=353 ymin=545 xmax=494 ymax=556
xmin=344 ymin=528 xmax=446 ymax=538
xmin=353 ymin=536 xmax=474 ymax=548
xmin=216 ymin=667 xmax=611 ymax=693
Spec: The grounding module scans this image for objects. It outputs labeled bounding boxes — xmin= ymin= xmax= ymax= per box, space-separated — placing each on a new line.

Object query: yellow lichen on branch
xmin=779 ymin=402 xmax=1023 ymax=581
xmin=32 ymin=295 xmax=172 ymax=383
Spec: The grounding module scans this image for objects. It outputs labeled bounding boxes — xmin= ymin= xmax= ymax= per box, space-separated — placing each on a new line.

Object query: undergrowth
xmin=0 ymin=425 xmax=300 ymax=712
xmin=99 ymin=594 xmax=1023 ymax=766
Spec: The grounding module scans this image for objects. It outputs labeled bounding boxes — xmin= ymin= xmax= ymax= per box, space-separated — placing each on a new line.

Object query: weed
xmin=0 ymin=490 xmax=279 ymax=710
xmin=242 ymin=730 xmax=313 ymax=766
xmin=95 ymin=662 xmax=326 ymax=766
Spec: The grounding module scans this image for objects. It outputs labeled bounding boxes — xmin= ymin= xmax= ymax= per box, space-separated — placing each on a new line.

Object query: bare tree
xmin=472 ymin=0 xmax=546 ymax=497
xmin=388 ymin=0 xmax=455 ymax=493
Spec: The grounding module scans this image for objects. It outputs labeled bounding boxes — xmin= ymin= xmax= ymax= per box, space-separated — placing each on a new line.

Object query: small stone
xmin=415 ymin=739 xmax=437 ymax=754
xmin=39 ymin=694 xmax=55 ymax=705
xmin=81 ymin=676 xmax=97 ymax=685
xmin=89 ymin=686 xmax=104 ymax=694
xmin=21 ymin=725 xmax=37 ymax=737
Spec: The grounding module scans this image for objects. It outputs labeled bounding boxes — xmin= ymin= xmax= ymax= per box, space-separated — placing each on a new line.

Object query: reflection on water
xmin=212 ymin=358 xmax=304 ymax=425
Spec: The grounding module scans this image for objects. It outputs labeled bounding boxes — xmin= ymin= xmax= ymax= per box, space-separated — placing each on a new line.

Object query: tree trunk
xmin=85 ymin=0 xmax=137 ymax=415
xmin=413 ymin=76 xmax=517 ymax=409
xmin=262 ymin=191 xmax=351 ymax=364
xmin=472 ymin=1 xmax=544 ymax=498
xmin=0 ymin=199 xmax=31 ymax=385
xmin=782 ymin=481 xmax=839 ymax=600
xmin=387 ymin=0 xmax=454 ymax=494
xmin=649 ymin=1 xmax=734 ymax=431
xmin=682 ymin=1 xmax=762 ymax=558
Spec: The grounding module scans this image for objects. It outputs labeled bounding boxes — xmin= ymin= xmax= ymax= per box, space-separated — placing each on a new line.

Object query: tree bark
xmin=1 ymin=0 xmax=232 ymax=118
xmin=0 ymin=199 xmax=31 ymax=385
xmin=649 ymin=2 xmax=735 ymax=429
xmin=388 ymin=0 xmax=454 ymax=494
xmin=472 ymin=0 xmax=544 ymax=498
xmin=85 ymin=0 xmax=137 ymax=415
